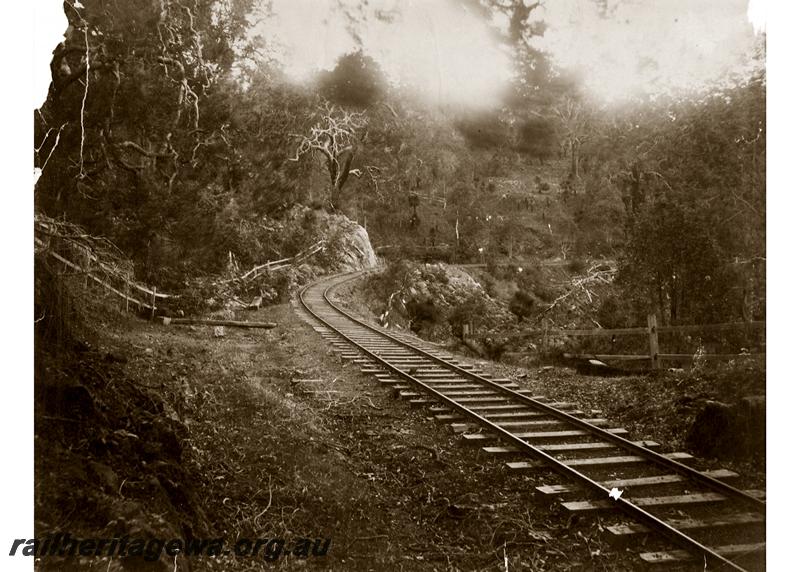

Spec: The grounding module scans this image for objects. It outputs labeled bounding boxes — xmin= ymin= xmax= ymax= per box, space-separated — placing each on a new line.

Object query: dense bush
xmin=509 ymin=290 xmax=536 ymax=322
xmin=406 ymin=297 xmax=442 ymax=334
xmin=448 ymin=292 xmax=490 ymax=338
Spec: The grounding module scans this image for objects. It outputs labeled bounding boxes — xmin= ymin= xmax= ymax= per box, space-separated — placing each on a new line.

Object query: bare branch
xmin=289 ymin=103 xmax=368 ymax=207
xmin=117 ymin=141 xmax=176 ymax=159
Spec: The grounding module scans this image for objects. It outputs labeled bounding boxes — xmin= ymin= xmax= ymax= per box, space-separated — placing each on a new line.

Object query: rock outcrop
xmin=685 ymin=395 xmax=766 ymax=463
xmin=318 ymin=212 xmax=377 ymax=272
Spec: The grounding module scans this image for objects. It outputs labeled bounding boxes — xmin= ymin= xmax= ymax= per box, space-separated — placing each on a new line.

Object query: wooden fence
xmin=466 ymin=315 xmax=765 ymax=370
xmin=35 ymin=234 xmax=326 ymax=318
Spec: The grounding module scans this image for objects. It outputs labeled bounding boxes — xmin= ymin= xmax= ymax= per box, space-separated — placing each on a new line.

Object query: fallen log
xmin=162 ymin=318 xmax=277 ymax=329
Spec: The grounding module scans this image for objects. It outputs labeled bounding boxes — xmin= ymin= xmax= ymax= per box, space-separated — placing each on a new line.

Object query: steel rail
xmin=322 ymin=272 xmax=765 ymax=513
xmin=298 ymin=272 xmax=759 ymax=570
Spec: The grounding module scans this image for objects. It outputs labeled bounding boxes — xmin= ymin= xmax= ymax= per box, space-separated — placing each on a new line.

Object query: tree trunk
xmin=670 ymin=283 xmax=679 ymax=323
xmin=656 ymin=275 xmax=666 ymax=325
xmin=570 ymin=140 xmax=578 ymax=178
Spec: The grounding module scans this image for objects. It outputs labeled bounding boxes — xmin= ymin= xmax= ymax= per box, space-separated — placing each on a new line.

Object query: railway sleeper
xmin=390 ymin=383 xmax=520 ymax=399
xmin=387 ymin=380 xmax=511 ymax=388
xmin=536 ymin=468 xmax=738 ymax=498
xmin=461 ymin=428 xmax=629 ymax=444
xmin=482 ymin=440 xmax=659 ymax=457
xmin=408 ymin=396 xmax=538 ymax=406
xmin=400 ymin=374 xmax=496 ymax=381
xmin=430 ymin=403 xmax=530 ymax=413
xmin=379 ymin=377 xmax=516 ymax=386
xmin=638 ymin=542 xmax=765 ymax=566
xmin=432 ymin=402 xmax=580 ymax=414
xmin=603 ymin=511 xmax=765 ymax=546
xmin=389 ymin=379 xmax=507 ymax=387
xmin=373 ymin=371 xmax=484 ymax=378
xmin=354 ymin=358 xmax=461 ymax=365
xmin=436 ymin=410 xmax=586 ymax=422
xmin=560 ymin=488 xmax=765 ymax=513
xmin=505 ymin=451 xmax=692 ymax=471
xmin=451 ymin=417 xmax=610 ymax=433
xmin=344 ymin=353 xmax=455 ymax=361
xmin=352 ymin=359 xmax=438 ymax=366
xmin=399 ymin=389 xmax=534 ymax=399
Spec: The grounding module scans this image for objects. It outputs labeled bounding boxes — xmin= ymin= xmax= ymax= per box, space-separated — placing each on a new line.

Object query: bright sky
xmin=526 ymin=0 xmax=765 ymax=102
xmin=252 ymin=0 xmax=512 ymax=108
xmin=254 ymin=0 xmax=765 ymax=106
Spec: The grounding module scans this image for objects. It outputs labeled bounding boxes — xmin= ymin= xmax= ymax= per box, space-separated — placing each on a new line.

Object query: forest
xmin=27 ymin=2 xmax=772 ymax=571
xmin=33 ymin=0 xmax=765 ymax=326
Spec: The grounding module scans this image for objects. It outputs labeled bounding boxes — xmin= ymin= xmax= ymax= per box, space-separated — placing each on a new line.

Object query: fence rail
xmin=467 ymin=315 xmax=765 ymax=370
xmin=37 ymin=242 xmax=155 ymax=310
xmin=35 ymin=233 xmax=326 ymax=318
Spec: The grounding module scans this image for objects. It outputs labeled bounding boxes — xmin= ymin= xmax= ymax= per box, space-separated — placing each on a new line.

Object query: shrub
xmin=509 ymin=290 xmax=535 ymax=322
xmin=448 ymin=293 xmax=489 ymax=338
xmin=406 ymin=297 xmax=441 ymax=333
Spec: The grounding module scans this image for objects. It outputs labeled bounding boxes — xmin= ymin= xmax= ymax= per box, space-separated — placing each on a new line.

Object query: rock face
xmin=279 ymin=205 xmax=377 ymax=273
xmin=321 ymin=213 xmax=377 ymax=272
xmin=685 ymin=396 xmax=766 ymax=463
xmin=280 ymin=207 xmax=377 ymax=297
xmin=192 ymin=207 xmax=378 ymax=310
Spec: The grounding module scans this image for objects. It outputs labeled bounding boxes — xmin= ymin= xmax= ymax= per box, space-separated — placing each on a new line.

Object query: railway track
xmin=296 ymin=271 xmax=766 ymax=570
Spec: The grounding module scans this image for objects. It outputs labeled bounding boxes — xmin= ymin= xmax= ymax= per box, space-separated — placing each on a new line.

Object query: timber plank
xmin=639 ymin=543 xmax=765 ymax=564
xmin=507 ymin=451 xmax=690 ymax=472
xmin=605 ymin=512 xmax=764 ymax=539
xmin=536 ymin=469 xmax=737 ymax=496
xmin=562 ymin=488 xmax=763 ymax=513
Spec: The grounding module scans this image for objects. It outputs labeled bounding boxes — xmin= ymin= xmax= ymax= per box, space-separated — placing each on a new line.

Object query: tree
xmin=516 ymin=116 xmax=558 ymax=163
xmin=316 ymin=50 xmax=387 ymax=108
xmin=34 ymin=0 xmax=257 ymax=277
xmin=553 ymin=96 xmax=593 ymax=178
xmin=616 ymin=77 xmax=766 ymax=323
xmin=290 ymin=102 xmax=368 ymax=211
xmin=622 ymin=199 xmax=737 ymax=324
xmin=455 ymin=112 xmax=508 ymax=150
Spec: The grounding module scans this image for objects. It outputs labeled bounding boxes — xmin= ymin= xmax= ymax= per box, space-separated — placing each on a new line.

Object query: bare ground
xmin=36 ymin=285 xmax=648 ymax=571
xmin=35 ymin=275 xmax=764 ymax=572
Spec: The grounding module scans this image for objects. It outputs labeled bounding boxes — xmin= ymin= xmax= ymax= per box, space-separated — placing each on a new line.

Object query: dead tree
xmin=290 ymin=102 xmax=368 ymax=210
xmin=554 ymin=97 xmax=592 ymax=179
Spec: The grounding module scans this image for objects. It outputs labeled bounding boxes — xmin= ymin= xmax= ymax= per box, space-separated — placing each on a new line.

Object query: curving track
xmin=297 ymin=271 xmax=766 ymax=570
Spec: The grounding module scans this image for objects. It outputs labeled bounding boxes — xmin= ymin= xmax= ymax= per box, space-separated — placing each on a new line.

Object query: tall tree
xmin=34 ymin=0 xmax=257 ymax=276
xmin=289 ymin=102 xmax=369 ymax=211
xmin=316 ymin=50 xmax=387 ymax=109
xmin=616 ymin=77 xmax=766 ymax=323
xmin=553 ymin=96 xmax=593 ymax=178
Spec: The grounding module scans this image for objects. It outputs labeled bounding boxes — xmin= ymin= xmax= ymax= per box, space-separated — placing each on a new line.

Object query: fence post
xmin=647 ymin=313 xmax=660 ymax=370
xmin=151 ymin=286 xmax=157 ymax=320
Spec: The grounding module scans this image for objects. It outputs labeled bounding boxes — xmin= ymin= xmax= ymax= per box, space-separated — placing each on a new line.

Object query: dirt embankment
xmin=36 ymin=274 xmax=653 ymax=571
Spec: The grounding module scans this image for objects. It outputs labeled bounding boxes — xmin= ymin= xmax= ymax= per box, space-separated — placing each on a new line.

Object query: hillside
xmin=29 ymin=1 xmax=767 ymax=569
